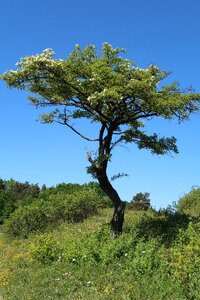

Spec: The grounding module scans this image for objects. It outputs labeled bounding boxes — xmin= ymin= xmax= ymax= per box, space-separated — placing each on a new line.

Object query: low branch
xmin=56 ymin=120 xmax=99 ymax=142
xmin=110 ymin=136 xmax=125 ymax=150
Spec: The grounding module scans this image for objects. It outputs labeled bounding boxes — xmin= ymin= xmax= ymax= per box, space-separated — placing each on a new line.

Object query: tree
xmin=129 ymin=192 xmax=151 ymax=211
xmin=0 ymin=178 xmax=5 ymax=191
xmin=41 ymin=184 xmax=47 ymax=192
xmin=1 ymin=43 xmax=200 ymax=237
xmin=0 ymin=179 xmax=40 ymax=223
xmin=133 ymin=192 xmax=150 ymax=203
xmin=4 ymin=179 xmax=40 ymax=200
xmin=133 ymin=192 xmax=151 ymax=209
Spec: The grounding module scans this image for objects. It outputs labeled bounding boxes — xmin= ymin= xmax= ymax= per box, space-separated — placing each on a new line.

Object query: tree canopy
xmin=2 ymin=44 xmax=199 ymax=149
xmin=1 ymin=43 xmax=200 ymax=236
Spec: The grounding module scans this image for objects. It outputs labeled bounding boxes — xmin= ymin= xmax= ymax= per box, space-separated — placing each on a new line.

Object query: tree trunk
xmin=110 ymin=201 xmax=126 ymax=238
xmin=96 ymin=169 xmax=126 ymax=238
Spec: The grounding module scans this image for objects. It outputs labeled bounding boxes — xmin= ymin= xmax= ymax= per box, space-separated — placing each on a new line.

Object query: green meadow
xmin=0 ymin=181 xmax=199 ymax=300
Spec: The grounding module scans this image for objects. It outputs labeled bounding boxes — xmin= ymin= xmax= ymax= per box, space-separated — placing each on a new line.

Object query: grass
xmin=0 ymin=209 xmax=200 ymax=300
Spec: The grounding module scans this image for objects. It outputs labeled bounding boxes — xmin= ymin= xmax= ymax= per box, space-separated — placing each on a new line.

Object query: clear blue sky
xmin=1 ymin=0 xmax=200 ymax=208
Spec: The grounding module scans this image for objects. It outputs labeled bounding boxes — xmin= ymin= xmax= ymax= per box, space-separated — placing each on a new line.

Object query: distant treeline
xmin=0 ymin=179 xmax=113 ymax=224
xmin=1 ymin=178 xmax=199 ymax=227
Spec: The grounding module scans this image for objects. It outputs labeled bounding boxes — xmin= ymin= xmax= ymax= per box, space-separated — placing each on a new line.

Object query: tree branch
xmin=99 ymin=122 xmax=107 ymax=157
xmin=110 ymin=136 xmax=125 ymax=150
xmin=45 ymin=66 xmax=113 ymax=123
xmin=56 ymin=120 xmax=99 ymax=142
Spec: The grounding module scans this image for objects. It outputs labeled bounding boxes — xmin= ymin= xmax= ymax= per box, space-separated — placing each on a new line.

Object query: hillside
xmin=0 ymin=206 xmax=199 ymax=300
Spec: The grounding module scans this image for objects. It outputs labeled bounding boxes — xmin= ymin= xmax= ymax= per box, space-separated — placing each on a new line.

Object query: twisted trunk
xmin=110 ymin=201 xmax=126 ymax=238
xmin=96 ymin=168 xmax=126 ymax=238
xmin=88 ymin=122 xmax=126 ymax=237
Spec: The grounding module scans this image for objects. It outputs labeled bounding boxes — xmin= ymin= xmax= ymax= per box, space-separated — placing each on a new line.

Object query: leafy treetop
xmin=2 ymin=43 xmax=200 ymax=165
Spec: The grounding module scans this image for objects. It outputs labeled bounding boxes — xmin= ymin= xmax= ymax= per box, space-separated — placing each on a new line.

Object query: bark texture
xmin=110 ymin=201 xmax=126 ymax=238
xmin=96 ymin=168 xmax=126 ymax=237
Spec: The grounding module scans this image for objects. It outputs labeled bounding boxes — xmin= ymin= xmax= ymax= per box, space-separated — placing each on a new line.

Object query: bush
xmin=0 ymin=179 xmax=110 ymax=224
xmin=127 ymin=209 xmax=189 ymax=246
xmin=30 ymin=233 xmax=63 ymax=263
xmin=0 ymin=179 xmax=40 ymax=224
xmin=170 ymin=221 xmax=200 ymax=299
xmin=1 ymin=206 xmax=199 ymax=300
xmin=0 ymin=191 xmax=15 ymax=224
xmin=127 ymin=201 xmax=150 ymax=211
xmin=39 ymin=181 xmax=112 ymax=208
xmin=3 ymin=190 xmax=100 ymax=238
xmin=177 ymin=187 xmax=200 ymax=217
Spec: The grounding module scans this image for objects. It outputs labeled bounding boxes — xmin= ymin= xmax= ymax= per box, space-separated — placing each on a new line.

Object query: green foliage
xmin=133 ymin=192 xmax=151 ymax=204
xmin=2 ymin=43 xmax=199 ymax=130
xmin=30 ymin=233 xmax=63 ymax=263
xmin=127 ymin=201 xmax=149 ymax=211
xmin=170 ymin=221 xmax=200 ymax=299
xmin=0 ymin=190 xmax=15 ymax=223
xmin=39 ymin=181 xmax=112 ymax=208
xmin=0 ymin=208 xmax=199 ymax=300
xmin=132 ymin=209 xmax=189 ymax=246
xmin=0 ymin=178 xmax=5 ymax=190
xmin=42 ymin=182 xmax=83 ymax=196
xmin=127 ymin=192 xmax=151 ymax=211
xmin=177 ymin=187 xmax=200 ymax=217
xmin=4 ymin=179 xmax=40 ymax=199
xmin=0 ymin=180 xmax=111 ymax=225
xmin=3 ymin=190 xmax=100 ymax=238
xmin=27 ymin=208 xmax=191 ymax=265
xmin=0 ymin=179 xmax=40 ymax=224
xmin=82 ymin=181 xmax=108 ymax=199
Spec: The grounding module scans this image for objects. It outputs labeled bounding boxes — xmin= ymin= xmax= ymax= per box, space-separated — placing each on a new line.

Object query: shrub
xmin=177 ymin=187 xmax=200 ymax=217
xmin=39 ymin=181 xmax=112 ymax=208
xmin=3 ymin=190 xmax=100 ymax=238
xmin=0 ymin=179 xmax=40 ymax=224
xmin=129 ymin=210 xmax=189 ymax=246
xmin=170 ymin=221 xmax=200 ymax=299
xmin=127 ymin=201 xmax=150 ymax=211
xmin=0 ymin=191 xmax=15 ymax=224
xmin=128 ymin=238 xmax=168 ymax=276
xmin=30 ymin=233 xmax=63 ymax=263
